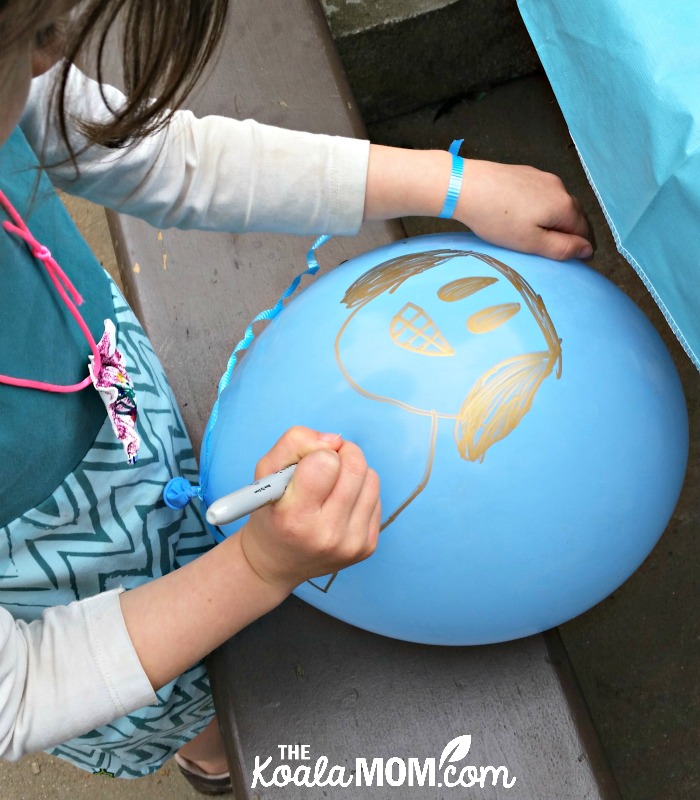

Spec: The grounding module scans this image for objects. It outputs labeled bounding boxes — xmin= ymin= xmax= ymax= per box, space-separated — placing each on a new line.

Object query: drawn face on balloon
xmin=335 ymin=249 xmax=562 ymax=463
xmin=308 ymin=248 xmax=562 ymax=594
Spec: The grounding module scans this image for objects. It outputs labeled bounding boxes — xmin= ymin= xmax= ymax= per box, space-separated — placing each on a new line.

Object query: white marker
xmin=205 ymin=464 xmax=297 ymax=527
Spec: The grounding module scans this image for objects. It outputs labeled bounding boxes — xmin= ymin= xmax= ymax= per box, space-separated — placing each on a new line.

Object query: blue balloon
xmin=202 ymin=233 xmax=688 ymax=645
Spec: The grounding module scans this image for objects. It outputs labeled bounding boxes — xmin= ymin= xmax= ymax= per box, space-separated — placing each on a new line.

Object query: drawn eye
xmin=467 ymin=303 xmax=521 ymax=334
xmin=438 ymin=276 xmax=498 ymax=302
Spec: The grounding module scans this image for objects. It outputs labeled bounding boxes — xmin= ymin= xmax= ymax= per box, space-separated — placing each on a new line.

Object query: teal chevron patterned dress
xmin=0 ymin=128 xmax=216 ymax=777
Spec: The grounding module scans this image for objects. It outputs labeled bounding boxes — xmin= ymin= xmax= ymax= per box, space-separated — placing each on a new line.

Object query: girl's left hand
xmin=364 ymin=144 xmax=593 ymax=263
xmin=455 ymin=159 xmax=593 ymax=262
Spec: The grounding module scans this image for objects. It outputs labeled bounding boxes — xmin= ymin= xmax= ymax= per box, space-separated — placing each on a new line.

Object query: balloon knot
xmin=163 ymin=477 xmax=201 ymax=510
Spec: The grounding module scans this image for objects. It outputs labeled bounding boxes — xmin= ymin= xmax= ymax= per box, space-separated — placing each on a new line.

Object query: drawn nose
xmin=389 ymin=302 xmax=454 ymax=356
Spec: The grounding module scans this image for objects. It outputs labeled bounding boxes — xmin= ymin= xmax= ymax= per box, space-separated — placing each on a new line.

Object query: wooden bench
xmin=107 ymin=1 xmax=621 ymax=796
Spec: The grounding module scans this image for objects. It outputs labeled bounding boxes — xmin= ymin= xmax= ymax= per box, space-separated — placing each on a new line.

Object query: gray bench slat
xmin=106 ymin=1 xmax=619 ymax=797
xmin=210 ymin=600 xmax=620 ymax=800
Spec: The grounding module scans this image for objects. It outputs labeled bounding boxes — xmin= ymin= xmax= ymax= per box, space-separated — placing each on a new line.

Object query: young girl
xmin=0 ymin=0 xmax=592 ymax=794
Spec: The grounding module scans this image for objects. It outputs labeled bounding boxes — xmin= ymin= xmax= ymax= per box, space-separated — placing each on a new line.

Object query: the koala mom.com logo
xmin=251 ymin=735 xmax=517 ymax=790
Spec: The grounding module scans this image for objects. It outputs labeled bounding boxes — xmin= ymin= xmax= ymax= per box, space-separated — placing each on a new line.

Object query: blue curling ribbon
xmin=439 ymin=138 xmax=465 ymax=220
xmin=196 ymin=234 xmax=332 ymax=500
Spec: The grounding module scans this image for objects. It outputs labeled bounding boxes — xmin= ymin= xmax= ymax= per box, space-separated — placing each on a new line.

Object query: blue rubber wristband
xmin=439 ymin=139 xmax=465 ymax=219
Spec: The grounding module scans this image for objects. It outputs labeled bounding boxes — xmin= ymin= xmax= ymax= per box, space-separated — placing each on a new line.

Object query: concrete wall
xmin=320 ymin=0 xmax=541 ymax=121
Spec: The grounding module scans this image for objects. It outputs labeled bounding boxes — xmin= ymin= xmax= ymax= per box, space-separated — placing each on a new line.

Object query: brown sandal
xmin=174 ymin=753 xmax=232 ymax=795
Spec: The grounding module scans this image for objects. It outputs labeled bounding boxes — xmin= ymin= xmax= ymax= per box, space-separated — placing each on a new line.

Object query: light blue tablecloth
xmin=518 ymin=0 xmax=700 ymax=369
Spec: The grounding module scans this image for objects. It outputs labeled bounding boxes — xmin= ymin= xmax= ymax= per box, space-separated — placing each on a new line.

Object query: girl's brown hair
xmin=1 ymin=0 xmax=229 ymax=148
xmin=61 ymin=0 xmax=229 ymax=147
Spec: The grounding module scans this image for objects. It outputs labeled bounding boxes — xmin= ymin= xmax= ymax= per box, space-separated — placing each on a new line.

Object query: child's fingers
xmin=370 ymin=494 xmax=382 ymax=539
xmin=321 ymin=441 xmax=372 ymax=522
xmin=550 ymin=194 xmax=590 ymax=239
xmin=281 ymin=448 xmax=342 ymax=515
xmin=536 ymin=229 xmax=593 ymax=262
xmin=318 ymin=464 xmax=380 ymax=568
xmin=349 ymin=468 xmax=382 ymax=552
xmin=254 ymin=426 xmax=342 ymax=479
xmin=327 ymin=456 xmax=381 ymax=564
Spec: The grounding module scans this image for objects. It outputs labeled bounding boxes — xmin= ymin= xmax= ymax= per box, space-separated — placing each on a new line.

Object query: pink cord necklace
xmin=0 ymin=189 xmax=140 ymax=463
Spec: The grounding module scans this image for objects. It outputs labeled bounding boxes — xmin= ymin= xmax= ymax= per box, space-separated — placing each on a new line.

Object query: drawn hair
xmin=339 ymin=249 xmax=563 ymax=463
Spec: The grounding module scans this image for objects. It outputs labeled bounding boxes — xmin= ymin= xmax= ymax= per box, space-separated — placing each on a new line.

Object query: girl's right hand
xmin=238 ymin=427 xmax=381 ymax=592
xmin=120 ymin=427 xmax=379 ymax=691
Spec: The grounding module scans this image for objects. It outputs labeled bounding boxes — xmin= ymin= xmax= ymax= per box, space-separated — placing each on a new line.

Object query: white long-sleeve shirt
xmin=0 ymin=63 xmax=370 ymax=760
xmin=21 ymin=63 xmax=370 ymax=235
xmin=0 ymin=590 xmax=155 ymax=761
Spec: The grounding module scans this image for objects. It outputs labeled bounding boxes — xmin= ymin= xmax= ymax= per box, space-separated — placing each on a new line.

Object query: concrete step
xmin=320 ymin=0 xmax=541 ymax=122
